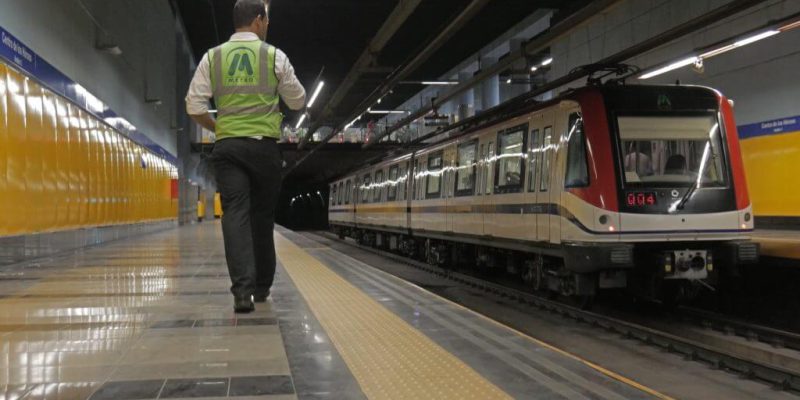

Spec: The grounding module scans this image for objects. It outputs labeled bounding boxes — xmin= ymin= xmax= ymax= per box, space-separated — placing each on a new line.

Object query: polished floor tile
xmin=160 ymin=377 xmax=228 ymax=398
xmin=229 ymin=376 xmax=294 ymax=397
xmin=87 ymin=379 xmax=163 ymax=400
xmin=0 ymin=224 xmax=296 ymax=399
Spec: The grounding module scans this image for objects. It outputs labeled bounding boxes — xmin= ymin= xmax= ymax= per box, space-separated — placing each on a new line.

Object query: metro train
xmin=328 ymin=84 xmax=759 ymax=303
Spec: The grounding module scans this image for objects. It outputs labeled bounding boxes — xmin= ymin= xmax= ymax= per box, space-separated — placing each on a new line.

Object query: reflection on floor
xmin=0 ymin=223 xmax=295 ymax=400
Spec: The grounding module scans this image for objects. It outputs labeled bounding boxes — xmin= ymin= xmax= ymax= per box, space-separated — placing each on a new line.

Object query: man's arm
xmin=190 ymin=113 xmax=216 ymax=132
xmin=275 ymin=49 xmax=306 ymax=110
xmin=185 ymin=53 xmax=216 ymax=131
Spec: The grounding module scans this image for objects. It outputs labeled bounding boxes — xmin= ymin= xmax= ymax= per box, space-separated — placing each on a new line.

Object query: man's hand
xmin=190 ymin=113 xmax=217 ymax=133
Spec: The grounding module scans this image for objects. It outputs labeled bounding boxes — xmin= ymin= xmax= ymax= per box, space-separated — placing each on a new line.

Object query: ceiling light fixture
xmin=307 ymin=81 xmax=325 ymax=108
xmin=530 ymin=66 xmax=537 ymax=72
xmin=639 ymin=56 xmax=699 ymax=79
xmin=419 ymin=81 xmax=459 ymax=85
xmin=641 ymin=24 xmax=795 ymax=80
xmin=733 ymin=29 xmax=779 ymax=47
xmin=541 ymin=57 xmax=553 ymax=66
xmin=367 ymin=110 xmax=407 ymax=114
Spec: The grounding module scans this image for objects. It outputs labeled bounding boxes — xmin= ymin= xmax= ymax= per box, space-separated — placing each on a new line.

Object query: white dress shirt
xmin=185 ymin=32 xmax=306 ymax=119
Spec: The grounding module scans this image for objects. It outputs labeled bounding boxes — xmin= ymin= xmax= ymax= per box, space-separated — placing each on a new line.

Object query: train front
xmin=601 ymin=85 xmax=758 ymax=298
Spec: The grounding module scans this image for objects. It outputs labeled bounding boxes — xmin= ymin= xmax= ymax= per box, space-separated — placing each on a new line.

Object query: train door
xmin=558 ymin=105 xmax=585 ymax=244
xmin=483 ymin=139 xmax=496 ymax=236
xmin=526 ymin=114 xmax=544 ymax=243
xmin=538 ymin=112 xmax=556 ymax=243
xmin=476 ymin=139 xmax=488 ymax=236
xmin=444 ymin=146 xmax=457 ymax=233
xmin=549 ymin=107 xmax=574 ymax=244
xmin=449 ymin=139 xmax=478 ymax=234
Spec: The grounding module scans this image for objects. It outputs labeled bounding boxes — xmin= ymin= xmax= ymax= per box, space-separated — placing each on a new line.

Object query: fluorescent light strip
xmin=541 ymin=57 xmax=553 ymax=66
xmin=639 ymin=56 xmax=698 ymax=80
xmin=421 ymin=81 xmax=459 ymax=85
xmin=733 ymin=30 xmax=779 ymax=47
xmin=295 ymin=113 xmax=307 ymax=130
xmin=367 ymin=110 xmax=407 ymax=114
xmin=307 ymin=81 xmax=325 ymax=108
xmin=642 ymin=27 xmax=787 ymax=80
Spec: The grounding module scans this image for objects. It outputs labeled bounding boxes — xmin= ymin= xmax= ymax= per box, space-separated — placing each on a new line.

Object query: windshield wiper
xmin=676 ymin=141 xmax=713 ymax=210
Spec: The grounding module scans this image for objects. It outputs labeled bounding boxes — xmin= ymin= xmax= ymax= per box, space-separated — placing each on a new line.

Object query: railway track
xmin=313 ymin=231 xmax=800 ymax=393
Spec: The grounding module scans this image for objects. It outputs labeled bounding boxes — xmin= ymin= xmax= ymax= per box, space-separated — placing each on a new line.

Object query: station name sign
xmin=738 ymin=115 xmax=800 ymax=139
xmin=1 ymin=28 xmax=35 ymax=73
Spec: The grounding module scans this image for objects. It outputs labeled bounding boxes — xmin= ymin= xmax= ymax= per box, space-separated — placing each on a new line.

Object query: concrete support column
xmin=509 ymin=38 xmax=531 ymax=99
xmin=479 ymin=57 xmax=500 ymax=112
xmin=457 ymin=72 xmax=475 ymax=121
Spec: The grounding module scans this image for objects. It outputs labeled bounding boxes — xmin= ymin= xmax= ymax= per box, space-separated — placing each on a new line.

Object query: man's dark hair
xmin=233 ymin=0 xmax=268 ymax=28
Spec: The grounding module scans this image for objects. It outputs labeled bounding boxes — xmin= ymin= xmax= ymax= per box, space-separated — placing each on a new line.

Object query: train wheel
xmin=524 ymin=257 xmax=546 ymax=292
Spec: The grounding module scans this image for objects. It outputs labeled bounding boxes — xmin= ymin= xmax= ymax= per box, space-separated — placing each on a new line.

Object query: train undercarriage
xmin=331 ymin=225 xmax=758 ymax=308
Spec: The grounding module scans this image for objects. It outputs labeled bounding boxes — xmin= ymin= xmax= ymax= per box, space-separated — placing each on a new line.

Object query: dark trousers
xmin=211 ymin=137 xmax=282 ymax=298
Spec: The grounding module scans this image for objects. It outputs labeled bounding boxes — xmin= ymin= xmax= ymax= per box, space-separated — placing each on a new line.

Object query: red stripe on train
xmin=719 ymin=95 xmax=750 ymax=210
xmin=567 ymin=90 xmax=619 ymax=212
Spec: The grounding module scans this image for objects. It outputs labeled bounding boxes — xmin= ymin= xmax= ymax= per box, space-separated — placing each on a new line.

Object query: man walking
xmin=186 ymin=0 xmax=305 ymax=313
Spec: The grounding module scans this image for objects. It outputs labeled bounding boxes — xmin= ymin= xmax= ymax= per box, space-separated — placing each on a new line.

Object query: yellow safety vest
xmin=209 ymin=40 xmax=282 ymax=139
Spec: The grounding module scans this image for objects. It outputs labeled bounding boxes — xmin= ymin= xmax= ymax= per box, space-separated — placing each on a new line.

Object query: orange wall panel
xmin=42 ymin=92 xmax=59 ymax=230
xmin=0 ymin=60 xmax=177 ymax=236
xmin=0 ymin=64 xmax=8 ymax=236
xmin=5 ymin=68 xmax=27 ymax=235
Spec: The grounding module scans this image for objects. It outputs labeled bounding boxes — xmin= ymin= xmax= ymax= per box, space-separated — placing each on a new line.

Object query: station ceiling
xmin=176 ymin=0 xmax=589 ymax=126
xmin=175 ymin=0 xmax=591 ymax=191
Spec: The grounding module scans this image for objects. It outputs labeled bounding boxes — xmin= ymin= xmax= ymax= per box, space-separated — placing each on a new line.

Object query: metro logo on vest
xmin=225 ymin=47 xmax=258 ymax=85
xmin=209 ymin=40 xmax=283 ymax=140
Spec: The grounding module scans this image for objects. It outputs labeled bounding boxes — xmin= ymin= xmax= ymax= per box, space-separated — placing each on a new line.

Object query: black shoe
xmin=254 ymin=291 xmax=270 ymax=303
xmin=234 ymin=295 xmax=255 ymax=313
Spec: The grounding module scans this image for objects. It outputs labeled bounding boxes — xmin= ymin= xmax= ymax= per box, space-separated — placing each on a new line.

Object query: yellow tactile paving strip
xmin=275 ymin=233 xmax=511 ymax=400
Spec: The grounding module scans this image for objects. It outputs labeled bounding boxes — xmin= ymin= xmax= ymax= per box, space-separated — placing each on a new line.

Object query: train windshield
xmin=618 ymin=115 xmax=727 ymax=188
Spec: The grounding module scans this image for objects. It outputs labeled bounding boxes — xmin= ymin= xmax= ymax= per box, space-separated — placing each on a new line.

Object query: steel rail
xmin=679 ymin=306 xmax=800 ymax=353
xmin=314 ymin=231 xmax=800 ymax=392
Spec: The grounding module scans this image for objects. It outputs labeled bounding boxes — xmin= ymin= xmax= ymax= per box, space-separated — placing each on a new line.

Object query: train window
xmin=362 ymin=174 xmax=371 ymax=204
xmin=495 ymin=126 xmax=527 ymax=193
xmin=618 ymin=115 xmax=726 ymax=188
xmin=374 ymin=170 xmax=384 ymax=202
xmin=426 ymin=152 xmax=443 ymax=199
xmin=388 ymin=165 xmax=399 ymax=201
xmin=331 ymin=184 xmax=337 ymax=206
xmin=483 ymin=142 xmax=494 ymax=194
xmin=540 ymin=126 xmax=553 ymax=191
xmin=455 ymin=140 xmax=478 ymax=196
xmin=338 ymin=182 xmax=345 ymax=204
xmin=398 ymin=164 xmax=406 ymax=201
xmin=565 ymin=113 xmax=589 ymax=188
xmin=345 ymin=180 xmax=352 ymax=204
xmin=528 ymin=129 xmax=542 ymax=192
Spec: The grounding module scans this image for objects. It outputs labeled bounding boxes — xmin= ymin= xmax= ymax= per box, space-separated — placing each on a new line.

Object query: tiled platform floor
xmin=0 ymin=224 xmax=295 ymax=400
xmin=0 ymin=221 xmax=685 ymax=399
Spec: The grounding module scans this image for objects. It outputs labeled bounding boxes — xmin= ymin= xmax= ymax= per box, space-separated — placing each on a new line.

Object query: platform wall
xmin=0 ymin=60 xmax=178 ymax=237
xmin=740 ymin=129 xmax=800 ymax=222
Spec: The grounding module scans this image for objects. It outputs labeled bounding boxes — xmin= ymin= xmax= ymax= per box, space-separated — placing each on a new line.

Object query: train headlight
xmin=664 ymin=254 xmax=673 ymax=273
xmin=707 ymin=254 xmax=714 ymax=272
